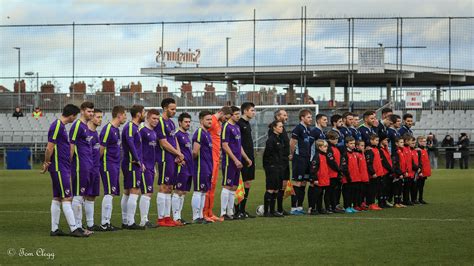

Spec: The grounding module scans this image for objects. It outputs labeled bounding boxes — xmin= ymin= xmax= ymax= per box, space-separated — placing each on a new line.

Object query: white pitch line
xmin=0 ymin=210 xmax=470 ymax=222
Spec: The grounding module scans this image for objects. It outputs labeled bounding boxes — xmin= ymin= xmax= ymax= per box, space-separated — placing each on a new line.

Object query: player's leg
xmin=277 ymin=165 xmax=289 ymax=215
xmin=84 ymin=169 xmax=100 ymax=231
xmin=239 ymin=162 xmax=256 ymax=218
xmin=71 ymin=168 xmax=89 ymax=229
xmin=139 ymin=169 xmax=156 ymax=228
xmin=99 ymin=167 xmax=120 ymax=231
xmin=410 ymin=178 xmax=419 ymax=204
xmin=50 ymin=171 xmax=72 ymax=236
xmin=417 ymin=178 xmax=427 ymax=204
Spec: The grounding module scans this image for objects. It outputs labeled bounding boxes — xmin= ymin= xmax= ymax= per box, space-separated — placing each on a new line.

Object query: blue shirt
xmin=291 ymin=123 xmax=313 ymax=158
xmin=398 ymin=125 xmax=413 ymax=138
xmin=359 ymin=124 xmax=377 ymax=146
xmin=387 ymin=127 xmax=401 ymax=154
xmin=122 ymin=121 xmax=142 ymax=170
xmin=350 ymin=127 xmax=362 ymax=141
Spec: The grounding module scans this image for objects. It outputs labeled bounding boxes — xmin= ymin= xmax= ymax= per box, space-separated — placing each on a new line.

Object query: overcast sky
xmin=0 ymin=0 xmax=472 ymax=97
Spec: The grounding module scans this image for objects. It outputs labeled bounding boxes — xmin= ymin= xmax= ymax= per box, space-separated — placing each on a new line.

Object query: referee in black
xmin=274 ymin=109 xmax=290 ymax=215
xmin=236 ymin=102 xmax=256 ymax=219
xmin=262 ymin=120 xmax=285 ymax=217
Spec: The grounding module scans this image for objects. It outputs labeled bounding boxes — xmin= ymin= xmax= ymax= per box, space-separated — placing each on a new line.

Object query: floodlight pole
xmin=226 ymin=37 xmax=231 ymax=67
xmin=14 ymin=47 xmax=21 ymax=106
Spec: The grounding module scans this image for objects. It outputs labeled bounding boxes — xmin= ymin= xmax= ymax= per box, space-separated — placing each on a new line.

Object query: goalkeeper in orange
xmin=203 ymin=106 xmax=232 ymax=222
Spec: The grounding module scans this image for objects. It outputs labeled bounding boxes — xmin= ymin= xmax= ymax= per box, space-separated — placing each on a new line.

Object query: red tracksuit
xmin=418 ymin=148 xmax=431 ymax=178
xmin=393 ymin=147 xmax=408 ymax=178
xmin=407 ymin=147 xmax=420 ymax=178
xmin=380 ymin=146 xmax=393 ymax=176
xmin=310 ymin=153 xmax=330 ymax=187
xmin=327 ymin=144 xmax=341 ymax=179
xmin=365 ymin=145 xmax=384 ymax=177
xmin=343 ymin=150 xmax=361 ymax=183
xmin=356 ymin=151 xmax=369 ymax=183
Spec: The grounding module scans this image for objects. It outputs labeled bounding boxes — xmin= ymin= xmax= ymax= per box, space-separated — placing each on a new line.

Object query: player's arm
xmin=222 ymin=142 xmax=242 ymax=168
xmin=99 ymin=146 xmax=105 ymax=158
xmin=309 ymin=153 xmax=320 ymax=183
xmin=69 ymin=144 xmax=75 ymax=162
xmin=192 ymin=142 xmax=201 ymax=159
xmin=241 ymin=147 xmax=252 ymax=167
xmin=126 ymin=127 xmax=141 ymax=165
xmin=158 ymin=139 xmax=183 ymax=160
xmin=326 ymin=150 xmax=339 ymax=172
xmin=289 ymin=138 xmax=297 ymax=160
xmin=42 ymin=142 xmax=55 ymax=173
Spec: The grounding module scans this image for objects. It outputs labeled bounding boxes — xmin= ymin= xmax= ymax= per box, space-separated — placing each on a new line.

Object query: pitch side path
xmin=0 ymin=169 xmax=473 ymax=265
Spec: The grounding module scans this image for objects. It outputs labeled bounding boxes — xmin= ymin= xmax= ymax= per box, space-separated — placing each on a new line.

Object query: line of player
xmin=262 ymin=107 xmax=431 ymax=217
xmin=43 ymin=99 xmax=258 ymax=237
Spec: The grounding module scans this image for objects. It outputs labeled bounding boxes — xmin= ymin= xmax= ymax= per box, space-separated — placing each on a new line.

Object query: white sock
xmin=164 ymin=194 xmax=172 ymax=218
xmin=127 ymin=194 xmax=139 ymax=226
xmin=157 ymin=193 xmax=166 ymax=219
xmin=51 ymin=200 xmax=61 ymax=232
xmin=200 ymin=193 xmax=206 ymax=219
xmin=192 ymin=192 xmax=202 ymax=221
xmin=101 ymin=194 xmax=113 ymax=225
xmin=220 ymin=188 xmax=230 ymax=217
xmin=227 ymin=190 xmax=235 ymax=216
xmin=179 ymin=195 xmax=185 ymax=219
xmin=172 ymin=193 xmax=181 ymax=221
xmin=139 ymin=195 xmax=151 ymax=226
xmin=121 ymin=194 xmax=129 ymax=225
xmin=62 ymin=201 xmax=78 ymax=232
xmin=72 ymin=196 xmax=84 ymax=228
xmin=84 ymin=200 xmax=95 ymax=227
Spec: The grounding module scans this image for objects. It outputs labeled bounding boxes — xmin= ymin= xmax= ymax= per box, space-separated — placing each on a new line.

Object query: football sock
xmin=164 ymin=193 xmax=172 ymax=218
xmin=120 ymin=194 xmax=129 ymax=224
xmin=101 ymin=194 xmax=113 ymax=225
xmin=227 ymin=190 xmax=235 ymax=216
xmin=220 ymin=188 xmax=230 ymax=216
xmin=157 ymin=193 xmax=166 ymax=219
xmin=62 ymin=201 xmax=78 ymax=232
xmin=72 ymin=196 xmax=84 ymax=228
xmin=126 ymin=194 xmax=138 ymax=226
xmin=277 ymin=189 xmax=284 ymax=212
xmin=84 ymin=200 xmax=95 ymax=227
xmin=192 ymin=192 xmax=202 ymax=220
xmin=51 ymin=200 xmax=61 ymax=232
xmin=139 ymin=195 xmax=151 ymax=226
xmin=199 ymin=193 xmax=206 ymax=219
xmin=172 ymin=193 xmax=181 ymax=221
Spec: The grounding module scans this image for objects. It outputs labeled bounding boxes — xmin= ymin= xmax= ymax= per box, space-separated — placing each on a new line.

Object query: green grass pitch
xmin=0 ymin=168 xmax=473 ymax=265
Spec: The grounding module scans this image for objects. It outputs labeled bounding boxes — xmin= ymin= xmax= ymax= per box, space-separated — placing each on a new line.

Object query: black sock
xmin=270 ymin=193 xmax=276 ymax=213
xmin=264 ymin=192 xmax=271 ymax=214
xmin=297 ymin=186 xmax=305 ymax=207
xmin=277 ymin=190 xmax=284 ymax=212
xmin=240 ymin=187 xmax=250 ymax=213
xmin=307 ymin=185 xmax=315 ymax=209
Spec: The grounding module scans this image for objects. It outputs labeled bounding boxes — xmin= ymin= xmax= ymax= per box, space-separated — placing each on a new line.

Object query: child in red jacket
xmin=326 ymin=131 xmax=343 ymax=213
xmin=365 ymin=134 xmax=384 ymax=211
xmin=416 ymin=136 xmax=431 ymax=204
xmin=310 ymin=139 xmax=332 ymax=214
xmin=355 ymin=140 xmax=369 ymax=211
xmin=379 ymin=136 xmax=393 ymax=208
xmin=341 ymin=136 xmax=360 ymax=213
xmin=392 ymin=137 xmax=407 ymax=208
xmin=403 ymin=135 xmax=419 ymax=206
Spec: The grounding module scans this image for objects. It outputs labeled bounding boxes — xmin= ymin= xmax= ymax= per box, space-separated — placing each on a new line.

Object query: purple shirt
xmin=155 ymin=117 xmax=177 ymax=163
xmin=89 ymin=129 xmax=100 ymax=170
xmin=100 ymin=122 xmax=121 ymax=170
xmin=221 ymin=122 xmax=242 ymax=163
xmin=193 ymin=127 xmax=213 ymax=177
xmin=70 ymin=120 xmax=93 ymax=171
xmin=48 ymin=119 xmax=70 ymax=172
xmin=140 ymin=126 xmax=157 ymax=171
xmin=175 ymin=129 xmax=193 ymax=176
xmin=122 ymin=121 xmax=142 ymax=170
